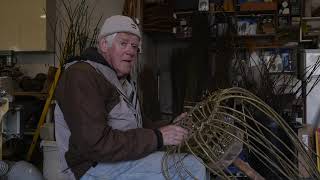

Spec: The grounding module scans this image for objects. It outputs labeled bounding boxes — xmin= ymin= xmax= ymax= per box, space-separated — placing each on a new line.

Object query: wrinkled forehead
xmin=115 ymin=32 xmax=140 ymax=43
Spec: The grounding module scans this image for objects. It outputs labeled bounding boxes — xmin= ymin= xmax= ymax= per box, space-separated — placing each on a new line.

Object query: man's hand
xmin=172 ymin=112 xmax=188 ymax=124
xmin=159 ymin=125 xmax=188 ymax=146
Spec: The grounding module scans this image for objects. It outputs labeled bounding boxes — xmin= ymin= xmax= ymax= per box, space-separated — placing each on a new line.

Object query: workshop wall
xmin=156 ymin=39 xmax=189 ymax=120
xmin=138 ymin=33 xmax=189 ymax=120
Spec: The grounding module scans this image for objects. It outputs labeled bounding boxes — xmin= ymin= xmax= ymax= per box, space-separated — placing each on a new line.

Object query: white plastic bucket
xmin=40 ymin=140 xmax=61 ymax=180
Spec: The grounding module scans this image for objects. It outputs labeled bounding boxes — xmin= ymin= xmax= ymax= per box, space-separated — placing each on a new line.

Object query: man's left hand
xmin=172 ymin=112 xmax=188 ymax=124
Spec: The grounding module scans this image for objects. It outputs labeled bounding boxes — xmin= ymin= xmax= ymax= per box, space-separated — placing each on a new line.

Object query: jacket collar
xmin=65 ymin=47 xmax=131 ymax=81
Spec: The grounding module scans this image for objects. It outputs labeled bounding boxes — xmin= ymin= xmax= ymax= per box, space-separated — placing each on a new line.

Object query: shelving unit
xmin=168 ymin=0 xmax=303 ymax=121
xmin=173 ymin=12 xmax=276 ymax=40
xmin=300 ymin=17 xmax=320 ymax=42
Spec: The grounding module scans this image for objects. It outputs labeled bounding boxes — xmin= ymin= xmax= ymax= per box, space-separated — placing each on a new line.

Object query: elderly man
xmin=54 ymin=15 xmax=206 ymax=180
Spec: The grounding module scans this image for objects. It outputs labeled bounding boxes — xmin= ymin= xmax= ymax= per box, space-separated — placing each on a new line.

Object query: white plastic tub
xmin=40 ymin=140 xmax=60 ymax=180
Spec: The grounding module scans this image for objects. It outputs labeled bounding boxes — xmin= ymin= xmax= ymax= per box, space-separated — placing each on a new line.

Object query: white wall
xmin=0 ymin=0 xmax=47 ymax=51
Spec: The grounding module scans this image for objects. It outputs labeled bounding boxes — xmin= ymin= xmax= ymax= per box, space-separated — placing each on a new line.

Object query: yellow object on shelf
xmin=0 ymin=98 xmax=9 ymax=160
xmin=0 ymin=98 xmax=9 ymax=122
xmin=240 ymin=2 xmax=277 ymax=11
xmin=223 ymin=0 xmax=234 ymax=12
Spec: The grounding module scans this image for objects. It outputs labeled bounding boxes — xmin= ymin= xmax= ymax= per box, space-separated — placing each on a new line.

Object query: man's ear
xmin=98 ymin=38 xmax=108 ymax=53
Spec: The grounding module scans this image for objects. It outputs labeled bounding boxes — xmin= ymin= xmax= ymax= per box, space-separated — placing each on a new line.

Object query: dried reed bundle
xmin=53 ymin=0 xmax=101 ymax=65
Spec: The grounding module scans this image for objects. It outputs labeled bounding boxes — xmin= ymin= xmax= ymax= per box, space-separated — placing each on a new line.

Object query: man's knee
xmin=181 ymin=154 xmax=206 ymax=179
xmin=185 ymin=154 xmax=205 ymax=167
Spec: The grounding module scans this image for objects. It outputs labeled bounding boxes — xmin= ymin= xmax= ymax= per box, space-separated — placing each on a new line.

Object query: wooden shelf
xmin=237 ymin=33 xmax=277 ymax=38
xmin=174 ymin=9 xmax=277 ymax=16
xmin=278 ymin=15 xmax=291 ymax=17
xmin=212 ymin=10 xmax=235 ymax=13
xmin=236 ymin=13 xmax=276 ymax=17
xmin=24 ymin=130 xmax=36 ymax=136
xmin=236 ymin=43 xmax=298 ymax=49
xmin=302 ymin=17 xmax=320 ymax=21
xmin=14 ymin=92 xmax=48 ymax=100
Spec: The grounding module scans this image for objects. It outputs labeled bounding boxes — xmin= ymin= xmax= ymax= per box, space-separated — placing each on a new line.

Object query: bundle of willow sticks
xmin=162 ymin=87 xmax=320 ymax=180
xmin=54 ymin=0 xmax=101 ymax=65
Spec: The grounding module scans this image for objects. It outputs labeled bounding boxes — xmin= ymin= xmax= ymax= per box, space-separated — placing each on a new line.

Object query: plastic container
xmin=7 ymin=161 xmax=44 ymax=180
xmin=41 ymin=140 xmax=61 ymax=180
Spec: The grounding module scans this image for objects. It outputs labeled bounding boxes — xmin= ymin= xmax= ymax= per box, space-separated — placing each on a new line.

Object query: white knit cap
xmin=98 ymin=15 xmax=141 ymax=40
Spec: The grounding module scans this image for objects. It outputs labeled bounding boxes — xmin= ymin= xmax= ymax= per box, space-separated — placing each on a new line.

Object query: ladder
xmin=26 ymin=66 xmax=62 ymax=161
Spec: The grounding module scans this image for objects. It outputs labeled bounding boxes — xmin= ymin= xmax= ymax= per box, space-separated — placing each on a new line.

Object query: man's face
xmin=107 ymin=32 xmax=140 ymax=77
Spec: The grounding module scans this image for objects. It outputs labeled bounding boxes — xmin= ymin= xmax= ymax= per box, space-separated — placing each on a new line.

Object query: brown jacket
xmin=55 ymin=48 xmax=169 ymax=179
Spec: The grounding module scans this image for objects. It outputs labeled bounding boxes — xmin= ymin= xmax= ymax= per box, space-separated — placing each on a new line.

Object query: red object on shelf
xmin=240 ymin=2 xmax=277 ymax=11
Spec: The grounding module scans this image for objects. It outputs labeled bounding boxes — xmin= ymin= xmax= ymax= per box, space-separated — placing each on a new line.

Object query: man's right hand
xmin=159 ymin=125 xmax=188 ymax=146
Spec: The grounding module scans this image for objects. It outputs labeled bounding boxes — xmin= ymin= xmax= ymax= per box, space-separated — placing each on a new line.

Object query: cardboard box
xmin=262 ymin=23 xmax=275 ymax=34
xmin=240 ymin=2 xmax=277 ymax=11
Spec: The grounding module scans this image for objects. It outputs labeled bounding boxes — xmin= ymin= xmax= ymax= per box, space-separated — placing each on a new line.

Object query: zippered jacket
xmin=54 ymin=48 xmax=167 ymax=179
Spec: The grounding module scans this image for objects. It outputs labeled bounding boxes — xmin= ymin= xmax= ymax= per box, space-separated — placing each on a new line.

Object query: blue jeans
xmin=80 ymin=151 xmax=206 ymax=180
